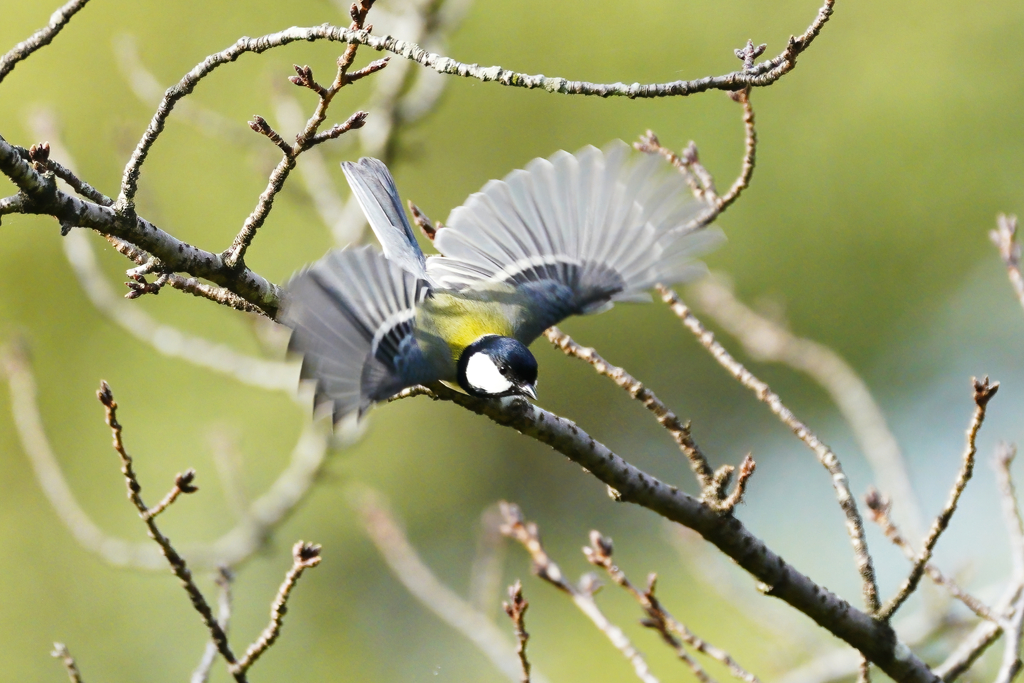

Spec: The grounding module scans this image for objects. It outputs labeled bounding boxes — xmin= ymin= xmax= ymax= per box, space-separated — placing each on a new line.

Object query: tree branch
xmin=500 ymin=502 xmax=660 ymax=683
xmin=233 ymin=542 xmax=322 ymax=674
xmin=864 ymin=489 xmax=997 ymax=623
xmin=406 ymin=385 xmax=937 ymax=683
xmin=878 ymin=378 xmax=998 ymax=621
xmin=689 ymin=275 xmax=924 ymax=542
xmin=656 ymin=286 xmax=881 ymax=615
xmin=503 ymin=581 xmax=532 ymax=683
xmin=584 ymin=531 xmax=759 ymax=683
xmin=50 ymin=643 xmax=84 ymax=683
xmin=0 ymin=134 xmax=282 ymax=316
xmin=0 ymin=0 xmax=92 ymax=84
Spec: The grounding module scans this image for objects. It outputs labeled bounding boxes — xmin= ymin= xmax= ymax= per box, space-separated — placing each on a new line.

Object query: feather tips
xmin=427 ymin=141 xmax=723 ymax=340
xmin=282 ymin=247 xmax=430 ymax=423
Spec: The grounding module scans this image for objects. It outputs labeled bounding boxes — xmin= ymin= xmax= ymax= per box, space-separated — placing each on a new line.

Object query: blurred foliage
xmin=1 ymin=0 xmax=1023 ymax=681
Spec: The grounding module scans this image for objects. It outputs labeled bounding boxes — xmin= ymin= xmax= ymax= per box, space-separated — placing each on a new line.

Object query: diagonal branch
xmin=584 ymin=532 xmax=759 ymax=683
xmin=233 ymin=542 xmax=322 ymax=674
xmin=656 ymin=286 xmax=881 ymax=615
xmin=0 ymin=0 xmax=92 ymax=84
xmin=500 ymin=502 xmax=660 ymax=683
xmin=878 ymin=378 xmax=998 ymax=621
xmin=689 ymin=275 xmax=924 ymax=542
xmin=95 ymin=381 xmax=243 ymax=681
xmin=864 ymin=489 xmax=997 ymax=623
xmin=0 ymin=134 xmax=282 ymax=316
xmin=544 ymin=326 xmax=716 ymax=490
xmin=406 ymin=384 xmax=937 ymax=683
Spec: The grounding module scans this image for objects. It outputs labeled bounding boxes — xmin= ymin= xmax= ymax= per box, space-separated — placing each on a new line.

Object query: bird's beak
xmin=520 ymin=383 xmax=538 ymax=401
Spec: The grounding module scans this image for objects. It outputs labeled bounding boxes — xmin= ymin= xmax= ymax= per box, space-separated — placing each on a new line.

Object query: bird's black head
xmin=457 ymin=336 xmax=539 ymax=400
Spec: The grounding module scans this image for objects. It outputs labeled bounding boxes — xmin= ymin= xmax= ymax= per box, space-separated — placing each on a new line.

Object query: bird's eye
xmin=498 ymin=365 xmax=509 ymax=376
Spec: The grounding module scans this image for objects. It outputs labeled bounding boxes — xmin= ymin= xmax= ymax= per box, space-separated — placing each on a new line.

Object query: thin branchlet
xmin=95 ymin=380 xmax=244 ymax=681
xmin=878 ymin=378 xmax=999 ymax=621
xmin=500 ymin=502 xmax=661 ymax=683
xmin=545 ymin=327 xmax=715 ymax=488
xmin=656 ymin=286 xmax=881 ymax=615
xmin=864 ymin=489 xmax=997 ymax=623
xmin=0 ymin=0 xmax=92 ymax=84
xmin=191 ymin=567 xmax=234 ymax=683
xmin=233 ymin=542 xmax=322 ymax=674
xmin=50 ymin=643 xmax=84 ymax=683
xmin=503 ymin=581 xmax=532 ymax=683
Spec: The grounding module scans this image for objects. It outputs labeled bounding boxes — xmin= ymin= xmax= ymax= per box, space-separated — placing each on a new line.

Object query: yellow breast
xmin=419 ymin=292 xmax=516 ymax=361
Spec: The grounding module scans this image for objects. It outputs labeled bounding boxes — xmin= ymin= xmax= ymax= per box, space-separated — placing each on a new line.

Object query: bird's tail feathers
xmin=342 ymin=157 xmax=431 ymax=283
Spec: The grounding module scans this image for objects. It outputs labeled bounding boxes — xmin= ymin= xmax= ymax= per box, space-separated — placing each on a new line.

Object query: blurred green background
xmin=2 ymin=0 xmax=1023 ymax=681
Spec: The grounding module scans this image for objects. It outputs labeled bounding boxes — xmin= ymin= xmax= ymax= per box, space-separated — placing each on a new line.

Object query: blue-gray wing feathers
xmin=341 ymin=158 xmax=432 ymax=284
xmin=281 ymin=247 xmax=431 ymax=424
xmin=426 ymin=140 xmax=723 ymax=343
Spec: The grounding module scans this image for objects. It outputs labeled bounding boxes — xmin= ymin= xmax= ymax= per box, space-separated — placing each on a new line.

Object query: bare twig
xmin=306 ymin=110 xmax=368 ymax=147
xmin=656 ymin=286 xmax=880 ymax=615
xmin=0 ymin=134 xmax=282 ymax=315
xmin=503 ymin=581 xmax=531 ymax=683
xmin=934 ymin=583 xmax=1024 ymax=681
xmin=991 ymin=214 xmax=1024 ymax=314
xmin=689 ymin=275 xmax=924 ymax=542
xmin=718 ymin=88 xmax=758 ymax=211
xmin=544 ymin=326 xmax=716 ymax=492
xmin=409 ymin=201 xmax=440 ymax=240
xmin=248 ymin=115 xmax=293 ymax=155
xmin=95 ymin=381 xmax=244 ymax=680
xmin=0 ymin=0 xmax=92 ymax=84
xmin=2 ymin=342 xmax=330 ymax=570
xmin=879 ymin=378 xmax=999 ymax=621
xmin=25 ymin=109 xmax=300 ymax=389
xmin=347 ymin=485 xmax=544 ymax=683
xmin=500 ymin=502 xmax=660 ymax=683
xmin=50 ymin=643 xmax=84 ymax=683
xmin=144 ymin=469 xmax=199 ymax=520
xmin=191 ymin=567 xmax=234 ymax=683
xmin=222 ymin=0 xmax=378 ymax=269
xmin=635 ymin=76 xmax=759 ymax=229
xmin=584 ymin=531 xmax=758 ymax=683
xmin=234 ymin=542 xmax=322 ymax=673
xmin=864 ymin=489 xmax=996 ymax=622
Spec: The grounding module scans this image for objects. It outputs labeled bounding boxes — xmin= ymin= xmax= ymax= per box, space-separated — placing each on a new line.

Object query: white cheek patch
xmin=465 ymin=352 xmax=513 ymax=395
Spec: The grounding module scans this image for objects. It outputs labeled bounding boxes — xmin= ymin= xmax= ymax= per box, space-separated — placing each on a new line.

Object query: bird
xmin=282 ymin=140 xmax=723 ymax=426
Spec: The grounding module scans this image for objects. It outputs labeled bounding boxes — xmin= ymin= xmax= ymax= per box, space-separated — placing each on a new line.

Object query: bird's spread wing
xmin=282 ymin=247 xmax=432 ymax=424
xmin=342 ymin=158 xmax=433 ymax=284
xmin=425 ymin=141 xmax=724 ymax=344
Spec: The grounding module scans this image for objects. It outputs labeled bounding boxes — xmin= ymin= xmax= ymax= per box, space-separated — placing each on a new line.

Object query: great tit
xmin=282 ymin=140 xmax=723 ymax=425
